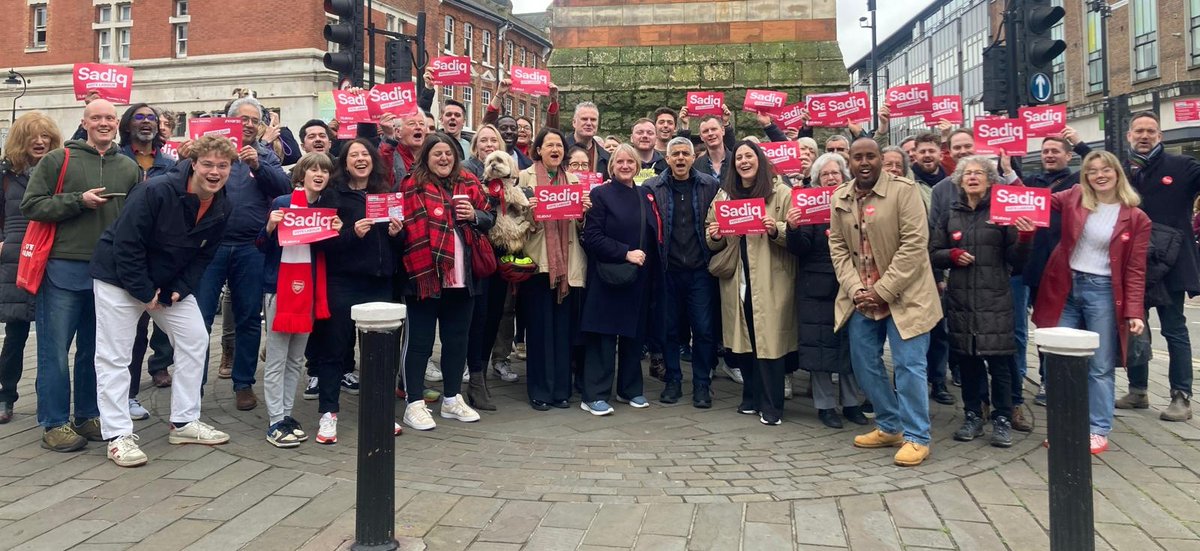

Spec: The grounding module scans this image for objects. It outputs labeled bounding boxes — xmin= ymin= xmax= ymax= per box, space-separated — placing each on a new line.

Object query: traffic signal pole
xmin=1005 ymin=1 xmax=1021 ymax=118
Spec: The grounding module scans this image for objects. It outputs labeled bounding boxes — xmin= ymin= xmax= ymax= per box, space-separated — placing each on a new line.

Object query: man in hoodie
xmin=185 ymin=96 xmax=291 ymax=411
xmin=21 ymin=99 xmax=140 ymax=452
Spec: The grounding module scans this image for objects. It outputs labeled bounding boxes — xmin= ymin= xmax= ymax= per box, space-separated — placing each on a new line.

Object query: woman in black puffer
xmin=930 ymin=156 xmax=1034 ymax=449
xmin=0 ymin=112 xmax=62 ymax=423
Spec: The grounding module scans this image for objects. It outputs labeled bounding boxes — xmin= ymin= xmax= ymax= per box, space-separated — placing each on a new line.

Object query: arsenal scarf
xmin=272 ymin=190 xmax=330 ymax=333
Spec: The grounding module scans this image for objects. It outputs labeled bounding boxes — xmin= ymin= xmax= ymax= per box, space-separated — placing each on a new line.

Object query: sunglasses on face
xmin=133 ymin=113 xmax=158 ymax=122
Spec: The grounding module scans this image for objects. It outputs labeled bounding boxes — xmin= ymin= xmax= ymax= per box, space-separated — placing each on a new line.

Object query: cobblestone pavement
xmin=0 ymin=316 xmax=1199 ymax=550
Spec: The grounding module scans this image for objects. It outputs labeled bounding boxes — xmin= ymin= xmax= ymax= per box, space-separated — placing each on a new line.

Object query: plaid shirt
xmin=855 ymin=188 xmax=890 ymax=320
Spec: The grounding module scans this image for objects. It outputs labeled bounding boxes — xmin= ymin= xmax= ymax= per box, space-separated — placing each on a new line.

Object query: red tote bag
xmin=16 ymin=149 xmax=70 ymax=294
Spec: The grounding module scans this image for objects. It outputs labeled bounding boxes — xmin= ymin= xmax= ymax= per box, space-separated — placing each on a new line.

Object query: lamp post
xmin=860 ymin=0 xmax=879 ymax=130
xmin=5 ymin=70 xmax=27 ymax=124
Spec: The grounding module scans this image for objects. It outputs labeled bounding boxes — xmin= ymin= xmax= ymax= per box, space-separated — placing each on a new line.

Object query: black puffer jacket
xmin=786 ymin=222 xmax=851 ymax=374
xmin=0 ymin=163 xmax=34 ymax=323
xmin=930 ymin=192 xmax=1030 ymax=356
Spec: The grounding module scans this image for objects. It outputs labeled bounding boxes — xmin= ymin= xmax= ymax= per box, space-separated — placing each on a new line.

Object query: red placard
xmin=332 ymin=90 xmax=372 ymax=123
xmin=774 ymin=102 xmax=807 ymax=129
xmin=572 ymin=172 xmax=605 ymax=192
xmin=534 ymin=185 xmax=587 ymax=221
xmin=159 ymin=142 xmax=180 ymax=162
xmin=336 ymin=123 xmax=357 ymax=139
xmin=367 ymin=82 xmax=418 ymax=119
xmin=759 ymin=141 xmax=805 ymax=176
xmin=364 ymin=192 xmax=405 ymax=223
xmin=429 ymin=56 xmax=472 ymax=85
xmin=791 ymin=187 xmax=835 ymax=226
xmin=714 ymin=198 xmax=768 ymax=235
xmin=277 ymin=208 xmax=340 ymax=246
xmin=742 ymin=89 xmax=787 ymax=113
xmin=924 ymin=95 xmax=963 ymax=125
xmin=73 ymin=63 xmax=133 ymax=104
xmin=188 ymin=118 xmax=243 ymax=150
xmin=1019 ymin=105 xmax=1067 ymax=138
xmin=1175 ymin=99 xmax=1200 ymax=123
xmin=973 ymin=117 xmax=1027 ymax=156
xmin=989 ymin=185 xmax=1050 ymax=228
xmin=510 ymin=66 xmax=551 ymax=97
xmin=805 ymin=91 xmax=870 ymax=127
xmin=885 ymin=83 xmax=933 ymax=118
xmin=687 ymin=92 xmax=725 ymax=117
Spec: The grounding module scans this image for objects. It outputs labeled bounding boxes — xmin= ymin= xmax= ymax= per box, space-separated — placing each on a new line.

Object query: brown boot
xmin=1115 ymin=388 xmax=1150 ymax=409
xmin=235 ymin=388 xmax=258 ymax=411
xmin=217 ymin=342 xmax=234 ymax=379
xmin=1161 ymin=390 xmax=1193 ymax=422
xmin=1010 ymin=406 xmax=1033 ymax=432
xmin=467 ymin=372 xmax=496 ymax=411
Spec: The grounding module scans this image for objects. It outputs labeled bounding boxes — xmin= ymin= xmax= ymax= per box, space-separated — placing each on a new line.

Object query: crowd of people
xmin=0 ymin=74 xmax=1195 ymax=469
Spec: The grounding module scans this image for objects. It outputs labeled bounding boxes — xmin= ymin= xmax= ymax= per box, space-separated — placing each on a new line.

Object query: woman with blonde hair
xmin=1032 ymin=150 xmax=1150 ymax=455
xmin=0 ymin=112 xmax=61 ymax=423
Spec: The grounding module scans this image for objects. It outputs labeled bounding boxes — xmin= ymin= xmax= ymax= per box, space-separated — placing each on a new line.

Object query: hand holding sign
xmin=510 ymin=66 xmax=551 ymax=97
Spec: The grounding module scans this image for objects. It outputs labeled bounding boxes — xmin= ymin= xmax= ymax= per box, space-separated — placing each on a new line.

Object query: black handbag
xmin=595 ymin=189 xmax=646 ymax=288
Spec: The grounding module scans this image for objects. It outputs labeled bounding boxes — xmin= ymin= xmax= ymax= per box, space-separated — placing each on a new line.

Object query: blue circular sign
xmin=1030 ymin=73 xmax=1052 ymax=103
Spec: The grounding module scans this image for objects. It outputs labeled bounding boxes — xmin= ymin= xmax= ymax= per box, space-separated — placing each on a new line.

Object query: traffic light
xmin=385 ymin=38 xmax=413 ymax=84
xmin=323 ymin=0 xmax=363 ymax=87
xmin=982 ymin=45 xmax=1010 ymax=114
xmin=1020 ymin=0 xmax=1066 ymax=70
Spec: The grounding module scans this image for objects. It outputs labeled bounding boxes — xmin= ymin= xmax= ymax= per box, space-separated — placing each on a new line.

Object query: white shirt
xmin=1069 ymin=202 xmax=1120 ymax=276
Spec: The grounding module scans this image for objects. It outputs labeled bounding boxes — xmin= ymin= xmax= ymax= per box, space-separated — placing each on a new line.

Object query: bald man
xmin=21 ymin=98 xmax=141 ymax=453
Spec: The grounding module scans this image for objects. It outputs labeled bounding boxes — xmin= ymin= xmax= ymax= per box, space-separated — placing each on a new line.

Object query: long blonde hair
xmin=3 ymin=111 xmax=62 ymax=174
xmin=1080 ymin=151 xmax=1140 ymax=210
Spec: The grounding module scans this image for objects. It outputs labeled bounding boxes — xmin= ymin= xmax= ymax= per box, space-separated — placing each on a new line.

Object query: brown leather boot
xmin=1161 ymin=390 xmax=1193 ymax=422
xmin=467 ymin=372 xmax=496 ymax=411
xmin=217 ymin=342 xmax=234 ymax=379
xmin=1011 ymin=406 xmax=1033 ymax=432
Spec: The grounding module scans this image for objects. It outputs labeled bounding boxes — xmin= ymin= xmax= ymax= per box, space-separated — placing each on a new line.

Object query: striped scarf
xmin=1128 ymin=143 xmax=1163 ymax=173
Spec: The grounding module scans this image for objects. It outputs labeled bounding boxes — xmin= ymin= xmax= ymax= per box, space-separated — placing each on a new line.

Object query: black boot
xmin=930 ymin=382 xmax=956 ymax=405
xmin=818 ymin=408 xmax=843 ymax=429
xmin=467 ymin=372 xmax=496 ymax=411
xmin=842 ymin=406 xmax=869 ymax=426
xmin=660 ymin=381 xmax=682 ymax=404
xmin=692 ymin=385 xmax=712 ymax=409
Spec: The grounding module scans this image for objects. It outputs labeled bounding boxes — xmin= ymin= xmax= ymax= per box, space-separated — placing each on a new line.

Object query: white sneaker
xmin=107 ymin=434 xmax=147 ymax=467
xmin=720 ymin=361 xmax=744 ymax=385
xmin=461 ymin=369 xmax=470 ymax=383
xmin=394 ymin=422 xmax=402 ymax=436
xmin=491 ymin=359 xmax=519 ymax=383
xmin=168 ymin=421 xmax=230 ymax=445
xmin=404 ymin=401 xmax=437 ymax=430
xmin=426 ymin=362 xmax=443 ymax=382
xmin=128 ymin=398 xmax=150 ymax=420
xmin=317 ymin=412 xmax=337 ymax=444
xmin=440 ymin=395 xmax=480 ymax=422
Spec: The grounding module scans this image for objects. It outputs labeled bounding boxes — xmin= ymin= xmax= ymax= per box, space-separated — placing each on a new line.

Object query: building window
xmin=175 ymin=23 xmax=187 ymax=57
xmin=117 ymin=28 xmax=130 ymax=61
xmin=98 ymin=30 xmax=112 ymax=62
xmin=30 ymin=4 xmax=47 ymax=49
xmin=463 ymin=23 xmax=473 ymax=58
xmin=443 ymin=16 xmax=454 ymax=53
xmin=95 ymin=2 xmax=132 ymax=63
xmin=482 ymin=89 xmax=492 ymax=109
xmin=1131 ymin=0 xmax=1158 ymax=80
xmin=443 ymin=85 xmax=454 ymax=100
xmin=504 ymin=97 xmax=513 ymax=115
xmin=1192 ymin=0 xmax=1200 ymax=66
xmin=506 ymin=41 xmax=514 ymax=67
xmin=175 ymin=0 xmax=188 ymax=16
xmin=463 ymin=86 xmax=474 ymax=128
xmin=482 ymin=30 xmax=492 ymax=65
xmin=518 ymin=102 xmax=526 ymax=117
xmin=520 ymin=47 xmax=527 ymax=67
xmin=1086 ymin=5 xmax=1103 ymax=93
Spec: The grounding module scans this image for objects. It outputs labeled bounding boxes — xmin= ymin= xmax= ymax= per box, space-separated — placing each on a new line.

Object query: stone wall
xmin=548 ymin=41 xmax=849 ymax=140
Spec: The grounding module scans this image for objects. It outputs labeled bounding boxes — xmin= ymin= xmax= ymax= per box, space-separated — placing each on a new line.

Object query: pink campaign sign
xmin=332 ymin=90 xmax=372 ymax=123
xmin=73 ymin=63 xmax=133 ymax=104
xmin=1019 ymin=105 xmax=1066 ymax=138
xmin=366 ymin=83 xmax=418 ymax=119
xmin=790 ymin=187 xmax=835 ymax=226
xmin=759 ymin=141 xmax=805 ymax=176
xmin=714 ymin=198 xmax=768 ymax=236
xmin=989 ymin=185 xmax=1050 ymax=228
xmin=686 ymin=92 xmax=725 ymax=117
xmin=276 ymin=208 xmax=340 ymax=246
xmin=805 ymin=91 xmax=870 ymax=127
xmin=429 ymin=56 xmax=472 ymax=85
xmin=742 ymin=89 xmax=787 ymax=113
xmin=510 ymin=66 xmax=551 ymax=97
xmin=924 ymin=95 xmax=963 ymax=125
xmin=188 ymin=118 xmax=243 ymax=150
xmin=885 ymin=83 xmax=933 ymax=118
xmin=973 ymin=117 xmax=1027 ymax=156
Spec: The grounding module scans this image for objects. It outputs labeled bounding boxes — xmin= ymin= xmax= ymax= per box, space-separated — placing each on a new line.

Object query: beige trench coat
xmin=518 ymin=166 xmax=587 ymax=287
xmin=705 ymin=183 xmax=797 ymax=360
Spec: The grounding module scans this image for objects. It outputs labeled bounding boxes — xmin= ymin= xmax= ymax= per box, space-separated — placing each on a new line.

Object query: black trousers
xmin=735 ymin=242 xmax=785 ymax=420
xmin=309 ymin=275 xmax=392 ymax=413
xmin=0 ymin=320 xmax=30 ymax=405
xmin=582 ymin=332 xmax=644 ymax=403
xmin=957 ymin=353 xmax=1013 ymax=420
xmin=519 ymin=274 xmax=574 ymax=404
xmin=404 ymin=288 xmax=474 ymax=402
xmin=129 ymin=313 xmax=174 ymax=399
xmin=467 ymin=275 xmax=508 ymax=374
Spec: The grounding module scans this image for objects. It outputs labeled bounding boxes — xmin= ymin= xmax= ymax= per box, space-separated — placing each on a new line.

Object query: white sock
xmin=444 ymin=395 xmax=458 ymax=407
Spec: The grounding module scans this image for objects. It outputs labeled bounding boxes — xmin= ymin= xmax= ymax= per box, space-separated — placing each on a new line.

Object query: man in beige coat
xmin=828 ymin=138 xmax=942 ymax=467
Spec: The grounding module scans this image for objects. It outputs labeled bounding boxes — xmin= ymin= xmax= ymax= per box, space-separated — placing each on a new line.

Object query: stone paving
xmin=0 ymin=314 xmax=1198 ymax=550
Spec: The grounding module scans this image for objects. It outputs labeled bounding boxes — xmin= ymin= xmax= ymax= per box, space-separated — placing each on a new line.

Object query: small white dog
xmin=483 ymin=151 xmax=530 ymax=254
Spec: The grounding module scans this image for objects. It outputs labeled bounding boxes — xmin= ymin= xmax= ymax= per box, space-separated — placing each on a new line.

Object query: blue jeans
xmin=1127 ymin=291 xmax=1193 ymax=395
xmin=663 ymin=269 xmax=717 ymax=389
xmin=195 ymin=244 xmax=265 ymax=391
xmin=1010 ymin=276 xmax=1029 ymax=405
xmin=1056 ymin=272 xmax=1117 ymax=436
xmin=926 ymin=316 xmax=949 ymax=385
xmin=847 ymin=312 xmax=932 ymax=445
xmin=35 ymin=277 xmax=99 ymax=428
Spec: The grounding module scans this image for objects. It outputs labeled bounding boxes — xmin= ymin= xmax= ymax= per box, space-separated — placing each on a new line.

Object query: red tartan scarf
xmin=402 ymin=170 xmax=488 ymax=299
xmin=272 ymin=190 xmax=330 ymax=333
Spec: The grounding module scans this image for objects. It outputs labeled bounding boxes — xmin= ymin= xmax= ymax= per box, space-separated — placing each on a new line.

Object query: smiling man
xmin=440 ymin=99 xmax=471 ymax=158
xmin=630 ymin=119 xmax=667 ymax=180
xmin=90 ymin=134 xmax=235 ymax=467
xmin=566 ymin=101 xmax=609 ymax=176
xmin=21 ymin=98 xmax=141 ymax=453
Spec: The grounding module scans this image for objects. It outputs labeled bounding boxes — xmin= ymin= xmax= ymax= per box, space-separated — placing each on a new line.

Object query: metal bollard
xmin=350 ymin=302 xmax=406 ymax=551
xmin=1034 ymin=327 xmax=1099 ymax=551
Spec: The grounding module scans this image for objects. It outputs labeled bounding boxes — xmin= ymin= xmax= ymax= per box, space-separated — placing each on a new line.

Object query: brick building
xmin=0 ymin=0 xmax=550 ymax=144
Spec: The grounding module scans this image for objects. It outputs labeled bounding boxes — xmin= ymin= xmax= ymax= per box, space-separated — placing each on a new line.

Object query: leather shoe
xmin=551 ymin=400 xmax=570 ymax=409
xmin=0 ymin=402 xmax=13 ymax=424
xmin=692 ymin=386 xmax=712 ymax=409
xmin=152 ymin=370 xmax=172 ymax=388
xmin=930 ymin=382 xmax=956 ymax=405
xmin=529 ymin=400 xmax=551 ymax=411
xmin=818 ymin=408 xmax=843 ymax=429
xmin=235 ymin=388 xmax=258 ymax=411
xmin=842 ymin=406 xmax=869 ymax=426
xmin=660 ymin=381 xmax=682 ymax=404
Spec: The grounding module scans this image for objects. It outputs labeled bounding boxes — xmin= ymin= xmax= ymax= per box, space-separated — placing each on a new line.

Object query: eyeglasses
xmin=818 ymin=171 xmax=843 ymax=180
xmin=239 ymin=115 xmax=262 ymax=125
xmin=826 ymin=147 xmax=847 ymax=153
xmin=567 ymin=162 xmax=590 ymax=171
xmin=962 ymin=170 xmax=988 ymax=177
xmin=133 ymin=113 xmax=158 ymax=122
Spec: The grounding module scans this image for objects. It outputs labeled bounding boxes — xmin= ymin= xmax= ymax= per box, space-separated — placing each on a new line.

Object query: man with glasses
xmin=825 ymin=135 xmax=851 ymax=162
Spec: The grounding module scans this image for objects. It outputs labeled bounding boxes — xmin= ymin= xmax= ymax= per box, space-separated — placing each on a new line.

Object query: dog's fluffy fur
xmin=484 ymin=151 xmax=530 ymax=254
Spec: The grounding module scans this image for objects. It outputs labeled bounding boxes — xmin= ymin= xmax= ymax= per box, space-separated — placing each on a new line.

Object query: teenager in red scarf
xmin=517 ymin=128 xmax=590 ymax=411
xmin=399 ymin=133 xmax=495 ymax=431
xmin=258 ymin=153 xmax=341 ymax=448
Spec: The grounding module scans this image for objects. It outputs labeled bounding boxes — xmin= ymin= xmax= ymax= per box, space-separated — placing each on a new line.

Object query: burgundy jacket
xmin=1031 ymin=186 xmax=1151 ymax=365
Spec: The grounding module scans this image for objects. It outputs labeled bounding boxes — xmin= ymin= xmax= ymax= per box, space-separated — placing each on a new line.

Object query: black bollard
xmin=351 ymin=302 xmax=406 ymax=551
xmin=1034 ymin=327 xmax=1098 ymax=551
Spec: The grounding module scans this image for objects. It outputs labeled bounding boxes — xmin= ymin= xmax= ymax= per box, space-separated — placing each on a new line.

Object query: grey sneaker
xmin=1115 ymin=388 xmax=1150 ymax=409
xmin=720 ymin=362 xmax=744 ymax=384
xmin=1161 ymin=390 xmax=1193 ymax=422
xmin=169 ymin=421 xmax=230 ymax=445
xmin=991 ymin=416 xmax=1013 ymax=448
xmin=953 ymin=411 xmax=986 ymax=442
xmin=128 ymin=398 xmax=150 ymax=421
xmin=491 ymin=359 xmax=518 ymax=382
xmin=42 ymin=424 xmax=86 ymax=452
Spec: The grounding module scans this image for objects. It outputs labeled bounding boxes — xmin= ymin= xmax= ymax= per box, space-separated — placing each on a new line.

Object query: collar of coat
xmin=838 ymin=171 xmax=908 ymax=201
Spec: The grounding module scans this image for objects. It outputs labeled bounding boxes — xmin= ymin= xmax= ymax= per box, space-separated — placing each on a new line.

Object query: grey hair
xmin=608 ymin=143 xmax=640 ymax=182
xmin=881 ymin=146 xmax=911 ymax=170
xmin=950 ymin=155 xmax=1003 ymax=187
xmin=810 ymin=152 xmax=850 ymax=184
xmin=666 ymin=136 xmax=694 ymax=155
xmin=227 ymin=96 xmax=264 ymax=118
xmin=573 ymin=101 xmax=598 ymax=118
xmin=825 ymin=134 xmax=850 ymax=147
xmin=797 ymin=137 xmax=818 ymax=156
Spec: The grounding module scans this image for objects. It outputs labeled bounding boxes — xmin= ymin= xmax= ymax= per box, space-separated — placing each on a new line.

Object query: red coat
xmin=1031 ymin=186 xmax=1151 ymax=365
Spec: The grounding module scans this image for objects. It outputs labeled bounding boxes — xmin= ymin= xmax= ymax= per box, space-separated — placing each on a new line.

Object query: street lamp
xmin=4 ymin=69 xmax=26 ymax=124
xmin=860 ymin=0 xmax=879 ymax=130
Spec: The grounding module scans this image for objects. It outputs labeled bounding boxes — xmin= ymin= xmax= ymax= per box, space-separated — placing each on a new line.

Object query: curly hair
xmin=188 ymin=134 xmax=239 ymax=163
xmin=3 ymin=111 xmax=62 ymax=174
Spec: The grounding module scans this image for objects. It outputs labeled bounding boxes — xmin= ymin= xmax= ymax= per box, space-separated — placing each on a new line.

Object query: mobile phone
xmin=98 ymin=192 xmax=127 ymax=198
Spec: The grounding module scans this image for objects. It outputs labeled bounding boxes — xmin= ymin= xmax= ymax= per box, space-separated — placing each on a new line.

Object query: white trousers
xmin=262 ymin=293 xmax=308 ymax=425
xmin=94 ymin=279 xmax=208 ymax=439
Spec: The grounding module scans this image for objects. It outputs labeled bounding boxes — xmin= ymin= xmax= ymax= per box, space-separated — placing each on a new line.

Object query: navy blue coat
xmin=1125 ymin=150 xmax=1200 ymax=295
xmin=580 ymin=182 xmax=659 ymax=338
xmin=118 ymin=143 xmax=175 ymax=182
xmin=90 ymin=162 xmax=230 ymax=305
xmin=643 ymin=169 xmax=720 ymax=269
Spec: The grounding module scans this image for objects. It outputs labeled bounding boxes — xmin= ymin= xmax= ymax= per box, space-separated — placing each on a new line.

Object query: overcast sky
xmin=510 ymin=0 xmax=937 ymax=68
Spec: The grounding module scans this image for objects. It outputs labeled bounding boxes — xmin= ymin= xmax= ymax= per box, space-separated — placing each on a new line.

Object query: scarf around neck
xmin=536 ymin=162 xmax=572 ymax=302
xmin=1129 ymin=143 xmax=1164 ymax=172
xmin=404 ymin=176 xmax=459 ymax=299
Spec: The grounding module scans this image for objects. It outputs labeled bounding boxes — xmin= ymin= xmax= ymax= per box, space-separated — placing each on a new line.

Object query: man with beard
xmin=566 ymin=101 xmax=608 ymax=176
xmin=631 ymin=119 xmax=667 ymax=180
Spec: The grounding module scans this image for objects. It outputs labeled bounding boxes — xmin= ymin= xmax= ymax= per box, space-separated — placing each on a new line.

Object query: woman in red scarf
xmin=399 ymin=133 xmax=495 ymax=431
xmin=517 ymin=128 xmax=588 ymax=411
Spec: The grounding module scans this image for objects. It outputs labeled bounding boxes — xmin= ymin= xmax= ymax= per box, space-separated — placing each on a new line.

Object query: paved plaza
xmin=0 ymin=312 xmax=1199 ymax=551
